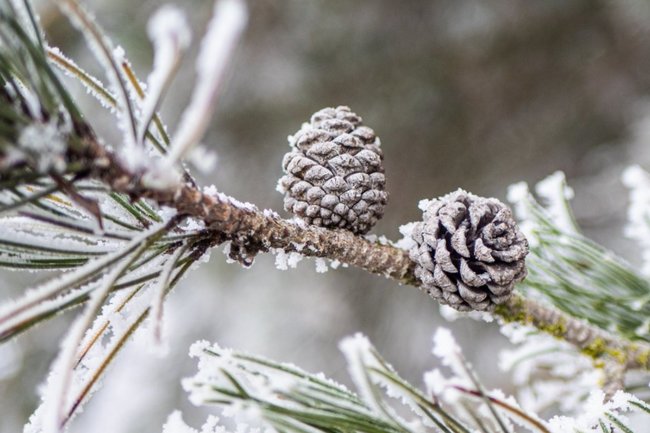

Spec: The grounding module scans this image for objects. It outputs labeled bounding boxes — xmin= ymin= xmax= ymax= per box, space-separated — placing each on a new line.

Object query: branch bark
xmin=76 ymin=132 xmax=650 ymax=372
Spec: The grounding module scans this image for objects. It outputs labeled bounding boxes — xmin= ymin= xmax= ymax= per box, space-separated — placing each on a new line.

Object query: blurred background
xmin=3 ymin=0 xmax=650 ymax=431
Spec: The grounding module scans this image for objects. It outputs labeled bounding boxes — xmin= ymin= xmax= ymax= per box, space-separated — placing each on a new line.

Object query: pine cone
xmin=409 ymin=190 xmax=528 ymax=311
xmin=278 ymin=106 xmax=388 ymax=234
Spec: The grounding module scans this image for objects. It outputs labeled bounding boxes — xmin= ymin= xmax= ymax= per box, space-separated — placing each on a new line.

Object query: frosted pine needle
xmin=165 ymin=0 xmax=247 ymax=165
xmin=58 ymin=0 xmax=139 ymax=149
xmin=622 ymin=165 xmax=650 ymax=276
xmin=137 ymin=5 xmax=191 ymax=146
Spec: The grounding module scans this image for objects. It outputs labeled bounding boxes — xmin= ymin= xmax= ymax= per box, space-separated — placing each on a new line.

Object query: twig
xmin=601 ymin=361 xmax=626 ymax=402
xmin=64 ymin=132 xmax=650 ymax=372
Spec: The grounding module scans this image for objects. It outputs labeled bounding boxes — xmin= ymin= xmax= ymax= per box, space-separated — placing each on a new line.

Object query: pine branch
xmin=179 ymin=329 xmax=648 ymax=433
xmin=65 ymin=130 xmax=650 ymax=371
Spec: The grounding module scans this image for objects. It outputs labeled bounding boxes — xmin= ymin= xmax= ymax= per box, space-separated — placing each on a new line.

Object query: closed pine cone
xmin=278 ymin=106 xmax=388 ymax=234
xmin=409 ymin=189 xmax=528 ymax=311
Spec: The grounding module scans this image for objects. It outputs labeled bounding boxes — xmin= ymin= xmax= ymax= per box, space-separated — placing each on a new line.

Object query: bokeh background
xmin=3 ymin=0 xmax=650 ymax=431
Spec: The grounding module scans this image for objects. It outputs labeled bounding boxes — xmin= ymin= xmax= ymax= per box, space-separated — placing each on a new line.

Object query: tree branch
xmin=75 ymin=133 xmax=650 ymax=372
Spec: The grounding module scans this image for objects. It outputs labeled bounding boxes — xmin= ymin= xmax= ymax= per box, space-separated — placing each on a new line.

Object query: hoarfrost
xmin=166 ymin=0 xmax=247 ymax=164
xmin=364 ymin=234 xmax=377 ymax=243
xmin=59 ymin=0 xmax=139 ymax=153
xmin=263 ymin=209 xmax=281 ymax=219
xmin=46 ymin=46 xmax=117 ymax=112
xmin=150 ymin=243 xmax=187 ymax=350
xmin=203 ymin=186 xmax=256 ymax=211
xmin=30 ymin=225 xmax=165 ymax=433
xmin=138 ymin=5 xmax=191 ymax=145
xmin=314 ymin=258 xmax=328 ymax=273
xmin=274 ymin=250 xmax=302 ymax=270
xmin=18 ymin=121 xmax=67 ymax=173
xmin=338 ymin=333 xmax=384 ymax=413
xmin=0 ymin=216 xmax=118 ymax=254
xmin=506 ymin=181 xmax=531 ymax=221
xmin=187 ymin=145 xmax=218 ymax=173
xmin=393 ymin=222 xmax=417 ymax=250
xmin=499 ymin=323 xmax=599 ymax=414
xmin=274 ymin=250 xmax=288 ymax=270
xmin=534 ymin=171 xmax=577 ymax=233
xmin=162 ymin=411 xmax=230 ymax=433
xmin=162 ymin=411 xmax=198 ymax=433
xmin=506 ymin=181 xmax=538 ymax=246
xmin=275 ymin=178 xmax=285 ymax=194
xmin=438 ymin=304 xmax=493 ymax=323
xmin=548 ymin=390 xmax=640 ymax=433
xmin=622 ymin=165 xmax=650 ymax=275
xmin=432 ymin=327 xmax=461 ymax=369
xmin=417 ymin=198 xmax=432 ymax=211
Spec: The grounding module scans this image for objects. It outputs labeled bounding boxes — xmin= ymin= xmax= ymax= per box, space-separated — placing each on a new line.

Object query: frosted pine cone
xmin=409 ymin=190 xmax=528 ymax=311
xmin=278 ymin=106 xmax=388 ymax=234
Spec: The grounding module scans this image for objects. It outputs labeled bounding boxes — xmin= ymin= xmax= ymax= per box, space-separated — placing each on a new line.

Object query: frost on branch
xmin=59 ymin=0 xmax=139 ymax=150
xmin=507 ymin=172 xmax=650 ymax=343
xmin=181 ymin=328 xmax=650 ymax=433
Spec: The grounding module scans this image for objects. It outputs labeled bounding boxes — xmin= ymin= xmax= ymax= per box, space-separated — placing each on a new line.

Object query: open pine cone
xmin=409 ymin=190 xmax=528 ymax=311
xmin=277 ymin=106 xmax=388 ymax=235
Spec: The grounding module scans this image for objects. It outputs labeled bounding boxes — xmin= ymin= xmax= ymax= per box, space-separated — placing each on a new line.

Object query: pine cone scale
xmin=279 ymin=106 xmax=388 ymax=234
xmin=410 ymin=189 xmax=528 ymax=311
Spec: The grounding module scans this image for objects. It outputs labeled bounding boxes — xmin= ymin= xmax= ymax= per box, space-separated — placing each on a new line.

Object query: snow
xmin=166 ymin=0 xmax=247 ymax=164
